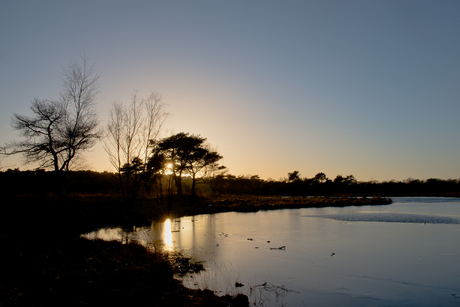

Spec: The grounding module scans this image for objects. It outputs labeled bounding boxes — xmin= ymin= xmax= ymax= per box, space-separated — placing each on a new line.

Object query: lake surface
xmin=83 ymin=197 xmax=460 ymax=306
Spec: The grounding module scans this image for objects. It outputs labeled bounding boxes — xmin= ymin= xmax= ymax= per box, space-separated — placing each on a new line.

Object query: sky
xmin=1 ymin=0 xmax=460 ymax=182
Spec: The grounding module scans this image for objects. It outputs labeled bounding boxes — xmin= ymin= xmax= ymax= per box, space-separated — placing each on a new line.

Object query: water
xmin=83 ymin=197 xmax=460 ymax=306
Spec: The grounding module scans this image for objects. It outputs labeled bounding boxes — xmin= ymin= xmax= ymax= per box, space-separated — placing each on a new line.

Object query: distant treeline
xmin=0 ymin=169 xmax=120 ymax=196
xmin=1 ymin=169 xmax=459 ymax=197
xmin=212 ymin=174 xmax=460 ymax=197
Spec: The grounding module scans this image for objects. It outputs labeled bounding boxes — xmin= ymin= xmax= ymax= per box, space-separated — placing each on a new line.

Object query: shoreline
xmin=1 ymin=194 xmax=391 ymax=306
xmin=203 ymin=195 xmax=392 ymax=214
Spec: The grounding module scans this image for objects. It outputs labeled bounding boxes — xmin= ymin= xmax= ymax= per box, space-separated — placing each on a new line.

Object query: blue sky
xmin=1 ymin=1 xmax=460 ymax=182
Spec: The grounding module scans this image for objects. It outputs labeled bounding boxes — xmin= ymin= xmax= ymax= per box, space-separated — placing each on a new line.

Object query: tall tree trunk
xmin=118 ymin=170 xmax=126 ymax=200
xmin=191 ymin=173 xmax=197 ymax=197
xmin=176 ymin=170 xmax=183 ymax=196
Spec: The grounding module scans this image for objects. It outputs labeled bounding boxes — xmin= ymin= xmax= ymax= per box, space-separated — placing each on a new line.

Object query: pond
xmin=83 ymin=197 xmax=460 ymax=306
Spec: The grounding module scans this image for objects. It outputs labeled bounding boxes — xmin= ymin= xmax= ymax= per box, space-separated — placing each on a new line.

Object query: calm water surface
xmin=83 ymin=197 xmax=460 ymax=306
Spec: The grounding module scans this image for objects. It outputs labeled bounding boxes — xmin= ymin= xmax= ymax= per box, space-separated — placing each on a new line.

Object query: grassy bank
xmin=0 ymin=194 xmax=390 ymax=306
xmin=1 ymin=234 xmax=248 ymax=306
xmin=204 ymin=195 xmax=392 ymax=214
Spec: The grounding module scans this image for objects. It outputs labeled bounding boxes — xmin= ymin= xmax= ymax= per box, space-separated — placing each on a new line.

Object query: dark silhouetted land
xmin=3 ymin=168 xmax=458 ymax=306
xmin=0 ymin=193 xmax=393 ymax=306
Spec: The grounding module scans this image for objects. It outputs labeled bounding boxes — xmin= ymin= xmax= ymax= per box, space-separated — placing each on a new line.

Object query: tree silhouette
xmin=105 ymin=91 xmax=168 ymax=200
xmin=120 ymin=156 xmax=144 ymax=199
xmin=185 ymin=147 xmax=222 ymax=196
xmin=288 ymin=171 xmax=301 ymax=182
xmin=313 ymin=172 xmax=328 ymax=183
xmin=153 ymin=133 xmax=223 ymax=196
xmin=2 ymin=56 xmax=101 ymax=195
xmin=153 ymin=132 xmax=189 ymax=196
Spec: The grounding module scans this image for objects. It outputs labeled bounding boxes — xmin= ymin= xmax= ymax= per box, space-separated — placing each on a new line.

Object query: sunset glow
xmin=2 ymin=2 xmax=460 ymax=182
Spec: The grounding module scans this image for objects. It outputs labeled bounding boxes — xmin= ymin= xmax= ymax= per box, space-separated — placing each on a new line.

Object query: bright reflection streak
xmin=163 ymin=219 xmax=174 ymax=251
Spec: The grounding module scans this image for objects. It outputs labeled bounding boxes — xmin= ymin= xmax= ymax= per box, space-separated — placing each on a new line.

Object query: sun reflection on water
xmin=163 ymin=219 xmax=174 ymax=251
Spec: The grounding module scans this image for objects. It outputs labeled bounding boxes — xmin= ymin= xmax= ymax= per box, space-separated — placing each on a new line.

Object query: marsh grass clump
xmin=249 ymin=282 xmax=299 ymax=307
xmin=168 ymin=251 xmax=205 ymax=277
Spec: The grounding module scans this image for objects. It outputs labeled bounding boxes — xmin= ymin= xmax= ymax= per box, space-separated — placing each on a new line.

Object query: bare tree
xmin=59 ymin=56 xmax=101 ymax=172
xmin=106 ymin=102 xmax=126 ymax=198
xmin=2 ymin=55 xmax=101 ymax=195
xmin=104 ymin=91 xmax=168 ymax=199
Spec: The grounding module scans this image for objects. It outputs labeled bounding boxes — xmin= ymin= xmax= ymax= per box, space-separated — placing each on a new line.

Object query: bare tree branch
xmin=104 ymin=91 xmax=169 ymax=199
xmin=1 ymin=55 xmax=102 ymax=195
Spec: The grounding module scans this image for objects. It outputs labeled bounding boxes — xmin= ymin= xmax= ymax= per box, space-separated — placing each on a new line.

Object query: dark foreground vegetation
xmin=0 ymin=195 xmax=250 ymax=307
xmin=1 ymin=168 xmax=457 ymax=306
xmin=1 ymin=235 xmax=249 ymax=307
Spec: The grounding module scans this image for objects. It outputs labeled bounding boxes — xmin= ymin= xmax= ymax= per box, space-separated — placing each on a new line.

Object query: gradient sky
xmin=1 ymin=1 xmax=460 ymax=182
